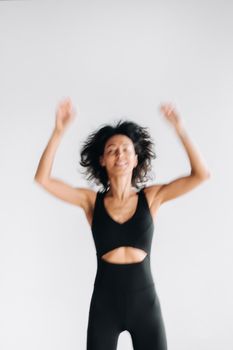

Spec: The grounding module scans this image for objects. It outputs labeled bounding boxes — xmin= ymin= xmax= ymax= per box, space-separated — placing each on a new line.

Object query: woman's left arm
xmin=155 ymin=103 xmax=211 ymax=204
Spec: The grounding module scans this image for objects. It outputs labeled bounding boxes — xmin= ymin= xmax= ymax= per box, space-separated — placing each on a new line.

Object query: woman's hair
xmin=79 ymin=119 xmax=156 ymax=192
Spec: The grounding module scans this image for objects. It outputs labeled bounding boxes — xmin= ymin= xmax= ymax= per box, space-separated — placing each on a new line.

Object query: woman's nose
xmin=116 ymin=150 xmax=124 ymax=157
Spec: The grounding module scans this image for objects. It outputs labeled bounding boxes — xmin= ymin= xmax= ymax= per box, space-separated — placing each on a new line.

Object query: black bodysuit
xmin=86 ymin=187 xmax=167 ymax=350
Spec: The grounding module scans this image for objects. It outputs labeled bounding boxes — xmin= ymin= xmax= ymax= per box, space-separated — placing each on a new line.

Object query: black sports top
xmin=91 ymin=187 xmax=154 ymax=259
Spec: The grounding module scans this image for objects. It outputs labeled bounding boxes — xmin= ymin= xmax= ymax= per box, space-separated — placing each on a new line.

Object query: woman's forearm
xmin=34 ymin=128 xmax=65 ymax=183
xmin=175 ymin=125 xmax=211 ymax=178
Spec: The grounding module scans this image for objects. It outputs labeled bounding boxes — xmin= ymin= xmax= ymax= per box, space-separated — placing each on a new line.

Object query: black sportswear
xmin=86 ymin=187 xmax=167 ymax=349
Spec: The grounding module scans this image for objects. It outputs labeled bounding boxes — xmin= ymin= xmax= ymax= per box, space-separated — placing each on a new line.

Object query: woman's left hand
xmin=159 ymin=103 xmax=184 ymax=131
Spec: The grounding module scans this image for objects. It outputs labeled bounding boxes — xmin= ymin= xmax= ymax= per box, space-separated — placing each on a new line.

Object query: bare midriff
xmin=101 ymin=246 xmax=147 ymax=264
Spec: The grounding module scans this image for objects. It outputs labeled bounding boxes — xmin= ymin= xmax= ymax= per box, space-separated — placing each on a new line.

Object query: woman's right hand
xmin=55 ymin=97 xmax=77 ymax=132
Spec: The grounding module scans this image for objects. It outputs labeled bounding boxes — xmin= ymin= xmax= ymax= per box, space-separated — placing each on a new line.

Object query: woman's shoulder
xmin=142 ymin=184 xmax=164 ymax=206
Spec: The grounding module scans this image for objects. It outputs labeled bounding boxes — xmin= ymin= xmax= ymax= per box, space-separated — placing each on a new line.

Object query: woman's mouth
xmin=115 ymin=162 xmax=127 ymax=167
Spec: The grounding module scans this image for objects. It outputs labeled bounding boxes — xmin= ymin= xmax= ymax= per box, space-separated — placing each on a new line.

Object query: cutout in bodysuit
xmin=101 ymin=246 xmax=148 ymax=264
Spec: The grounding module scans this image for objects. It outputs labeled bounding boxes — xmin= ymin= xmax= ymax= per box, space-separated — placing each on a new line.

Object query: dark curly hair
xmin=79 ymin=119 xmax=157 ymax=192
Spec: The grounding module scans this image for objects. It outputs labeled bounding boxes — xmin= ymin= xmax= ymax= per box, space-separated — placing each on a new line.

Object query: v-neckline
xmin=102 ymin=189 xmax=141 ymax=226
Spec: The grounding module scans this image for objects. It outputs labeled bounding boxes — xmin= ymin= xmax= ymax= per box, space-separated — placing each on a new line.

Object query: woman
xmin=34 ymin=98 xmax=211 ymax=349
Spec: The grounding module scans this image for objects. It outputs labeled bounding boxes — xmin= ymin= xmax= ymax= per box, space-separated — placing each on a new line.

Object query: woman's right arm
xmin=34 ymin=98 xmax=94 ymax=212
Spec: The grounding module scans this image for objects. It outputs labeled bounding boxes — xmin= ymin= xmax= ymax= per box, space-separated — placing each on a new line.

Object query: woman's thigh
xmin=127 ymin=284 xmax=168 ymax=350
xmin=86 ymin=287 xmax=122 ymax=350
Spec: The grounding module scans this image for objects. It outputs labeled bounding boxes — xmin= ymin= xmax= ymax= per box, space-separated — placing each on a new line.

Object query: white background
xmin=0 ymin=1 xmax=232 ymax=349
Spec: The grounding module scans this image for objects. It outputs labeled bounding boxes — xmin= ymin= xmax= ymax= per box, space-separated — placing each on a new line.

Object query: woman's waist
xmin=94 ymin=254 xmax=154 ymax=292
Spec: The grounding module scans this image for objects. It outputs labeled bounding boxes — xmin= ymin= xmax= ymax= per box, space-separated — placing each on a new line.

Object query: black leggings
xmin=86 ymin=254 xmax=167 ymax=350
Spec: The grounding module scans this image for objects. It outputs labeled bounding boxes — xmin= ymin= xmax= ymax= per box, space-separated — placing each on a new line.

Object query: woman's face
xmin=100 ymin=134 xmax=138 ymax=174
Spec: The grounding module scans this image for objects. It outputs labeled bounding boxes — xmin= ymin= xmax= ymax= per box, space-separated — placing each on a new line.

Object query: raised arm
xmin=34 ymin=98 xmax=93 ymax=211
xmin=152 ymin=103 xmax=211 ymax=205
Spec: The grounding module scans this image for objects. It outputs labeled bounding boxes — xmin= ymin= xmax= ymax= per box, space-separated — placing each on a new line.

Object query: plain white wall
xmin=0 ymin=1 xmax=232 ymax=349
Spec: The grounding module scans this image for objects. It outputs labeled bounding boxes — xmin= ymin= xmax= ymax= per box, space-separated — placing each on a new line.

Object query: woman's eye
xmin=107 ymin=147 xmax=130 ymax=154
